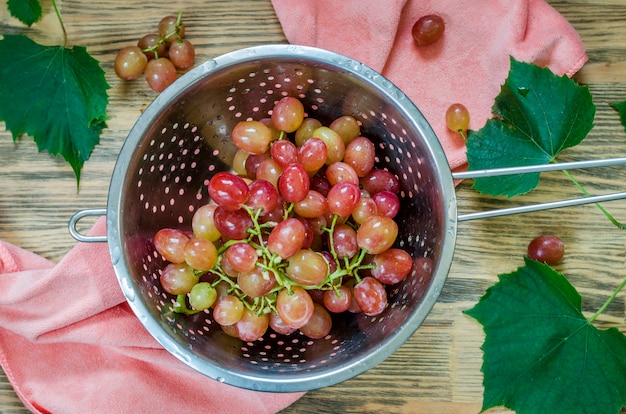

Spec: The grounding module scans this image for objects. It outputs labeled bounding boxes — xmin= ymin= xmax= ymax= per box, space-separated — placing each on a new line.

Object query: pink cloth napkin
xmin=0 ymin=217 xmax=302 ymax=413
xmin=271 ymin=0 xmax=588 ymax=171
xmin=1 ymin=1 xmax=586 ymax=413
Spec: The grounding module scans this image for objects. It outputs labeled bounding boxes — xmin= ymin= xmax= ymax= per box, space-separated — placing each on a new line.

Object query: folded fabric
xmin=0 ymin=1 xmax=587 ymax=413
xmin=271 ymin=0 xmax=587 ymax=171
xmin=0 ymin=217 xmax=303 ymax=413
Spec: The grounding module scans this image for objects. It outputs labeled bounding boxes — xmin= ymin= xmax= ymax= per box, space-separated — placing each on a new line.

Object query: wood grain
xmin=1 ymin=1 xmax=625 ymax=413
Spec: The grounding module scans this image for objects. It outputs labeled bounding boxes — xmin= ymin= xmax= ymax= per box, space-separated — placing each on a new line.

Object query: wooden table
xmin=1 ymin=1 xmax=625 ymax=413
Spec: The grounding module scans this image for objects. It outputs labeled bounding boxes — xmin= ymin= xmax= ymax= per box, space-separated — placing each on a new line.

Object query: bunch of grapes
xmin=153 ymin=96 xmax=414 ymax=342
xmin=114 ymin=12 xmax=195 ymax=92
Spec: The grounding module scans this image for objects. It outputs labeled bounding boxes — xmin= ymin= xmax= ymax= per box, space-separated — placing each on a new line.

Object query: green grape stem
xmin=589 ymin=276 xmax=626 ymax=323
xmin=560 ymin=168 xmax=626 ymax=230
xmin=50 ymin=0 xmax=68 ymax=47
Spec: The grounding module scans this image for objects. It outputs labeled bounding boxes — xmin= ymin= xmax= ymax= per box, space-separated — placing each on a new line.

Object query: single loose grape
xmin=527 ymin=235 xmax=565 ymax=265
xmin=446 ymin=103 xmax=470 ymax=135
xmin=412 ymin=14 xmax=445 ymax=46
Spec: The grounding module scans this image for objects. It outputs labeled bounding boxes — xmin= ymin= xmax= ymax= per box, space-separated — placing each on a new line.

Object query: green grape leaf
xmin=609 ymin=100 xmax=626 ymax=133
xmin=0 ymin=34 xmax=109 ymax=184
xmin=466 ymin=57 xmax=596 ymax=197
xmin=465 ymin=258 xmax=626 ymax=414
xmin=7 ymin=0 xmax=42 ymax=26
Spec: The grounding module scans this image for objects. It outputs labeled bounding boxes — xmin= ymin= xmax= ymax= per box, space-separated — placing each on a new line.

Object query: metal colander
xmin=73 ymin=44 xmax=458 ymax=392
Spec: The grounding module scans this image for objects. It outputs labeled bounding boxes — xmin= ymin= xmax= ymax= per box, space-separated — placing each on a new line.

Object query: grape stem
xmin=560 ymin=167 xmax=626 ymax=230
xmin=589 ymin=276 xmax=626 ymax=323
xmin=50 ymin=0 xmax=67 ymax=47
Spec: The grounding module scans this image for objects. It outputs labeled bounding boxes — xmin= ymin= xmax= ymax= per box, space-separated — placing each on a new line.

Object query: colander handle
xmin=68 ymin=208 xmax=107 ymax=243
xmin=452 ymin=157 xmax=626 ymax=221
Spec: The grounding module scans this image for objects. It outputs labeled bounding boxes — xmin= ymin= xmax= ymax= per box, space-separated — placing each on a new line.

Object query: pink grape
xmin=344 ymin=136 xmax=376 ymax=177
xmin=371 ymin=248 xmax=413 ymax=284
xmin=183 ymin=237 xmax=218 ymax=271
xmin=144 ymin=57 xmax=177 ymax=92
xmin=267 ymin=218 xmax=306 ymax=259
xmin=246 ymin=179 xmax=279 ymax=215
xmin=353 ymin=276 xmax=387 ymax=316
xmin=298 ymin=138 xmax=328 ymax=173
xmin=270 ymin=140 xmax=298 ymax=168
xmin=278 ymin=163 xmax=310 ymax=203
xmin=232 ymin=120 xmax=272 ymax=154
xmin=160 ymin=262 xmax=198 ymax=295
xmin=360 ymin=168 xmax=400 ymax=195
xmin=269 ymin=311 xmax=297 ymax=335
xmin=293 ymin=190 xmax=328 ymax=218
xmin=325 ymin=161 xmax=359 ymax=185
xmin=299 ymin=303 xmax=332 ymax=339
xmin=352 ymin=196 xmax=378 ymax=224
xmin=285 ymin=249 xmax=329 ymax=286
xmin=154 ymin=228 xmax=190 ymax=263
xmin=323 ymin=285 xmax=353 ymax=313
xmin=244 ymin=153 xmax=270 ymax=179
xmin=271 ymin=96 xmax=305 ymax=133
xmin=213 ymin=295 xmax=245 ymax=326
xmin=327 ymin=181 xmax=361 ymax=217
xmin=330 ymin=223 xmax=358 ymax=259
xmin=356 ymin=215 xmax=398 ymax=254
xmin=255 ymin=158 xmax=283 ymax=188
xmin=235 ymin=308 xmax=269 ymax=342
xmin=372 ymin=190 xmax=400 ymax=219
xmin=158 ymin=15 xmax=185 ymax=44
xmin=137 ymin=33 xmax=165 ymax=60
xmin=208 ymin=171 xmax=249 ymax=211
xmin=276 ymin=287 xmax=314 ymax=329
xmin=224 ymin=242 xmax=258 ymax=273
xmin=168 ymin=39 xmax=195 ymax=70
xmin=238 ymin=265 xmax=277 ymax=297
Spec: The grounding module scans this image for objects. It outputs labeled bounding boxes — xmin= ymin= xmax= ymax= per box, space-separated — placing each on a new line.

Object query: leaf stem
xmin=589 ymin=276 xmax=626 ymax=322
xmin=50 ymin=0 xmax=68 ymax=47
xmin=560 ymin=168 xmax=626 ymax=230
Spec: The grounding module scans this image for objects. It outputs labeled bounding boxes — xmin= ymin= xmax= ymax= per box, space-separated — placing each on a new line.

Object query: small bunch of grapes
xmin=114 ymin=12 xmax=195 ymax=93
xmin=152 ymin=96 xmax=414 ymax=342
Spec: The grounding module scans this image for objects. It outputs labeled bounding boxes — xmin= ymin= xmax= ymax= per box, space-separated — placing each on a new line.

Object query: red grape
xmin=224 ymin=242 xmax=258 ymax=273
xmin=412 ymin=14 xmax=445 ymax=46
xmin=293 ymin=190 xmax=328 ymax=218
xmin=246 ymin=179 xmax=279 ymax=216
xmin=159 ymin=15 xmax=185 ymax=44
xmin=192 ymin=204 xmax=221 ymax=241
xmin=208 ymin=171 xmax=249 ymax=211
xmin=326 ymin=161 xmax=359 ymax=185
xmin=213 ymin=295 xmax=244 ymax=326
xmin=144 ymin=57 xmax=177 ymax=92
xmin=360 ymin=169 xmax=400 ymax=195
xmin=329 ymin=115 xmax=360 ymax=144
xmin=372 ymin=190 xmax=400 ymax=219
xmin=323 ymin=285 xmax=352 ymax=313
xmin=168 ymin=39 xmax=195 ymax=70
xmin=527 ymin=235 xmax=564 ymax=265
xmin=137 ymin=33 xmax=166 ymax=60
xmin=278 ymin=163 xmax=310 ymax=203
xmin=298 ymin=138 xmax=328 ymax=173
xmin=270 ymin=140 xmax=298 ymax=168
xmin=330 ymin=223 xmax=358 ymax=259
xmin=213 ymin=207 xmax=253 ymax=240
xmin=235 ymin=307 xmax=269 ymax=342
xmin=238 ymin=266 xmax=277 ymax=297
